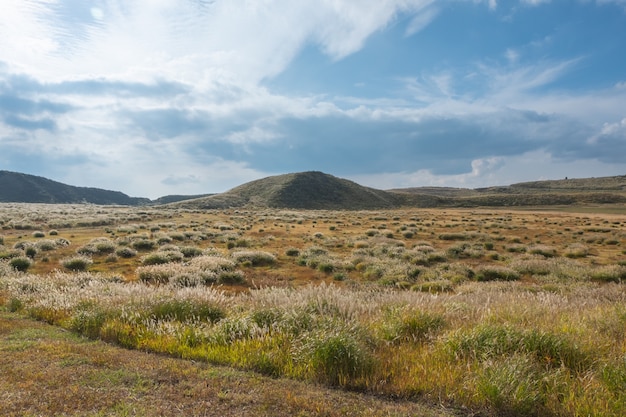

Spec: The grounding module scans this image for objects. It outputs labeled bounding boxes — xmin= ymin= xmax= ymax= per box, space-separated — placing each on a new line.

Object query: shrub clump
xmin=439 ymin=233 xmax=468 ymax=241
xmin=528 ymin=244 xmax=557 ymax=258
xmin=115 ymin=247 xmax=137 ymax=258
xmin=35 ymin=240 xmax=58 ymax=251
xmin=78 ymin=238 xmax=117 ymax=255
xmin=563 ymin=243 xmax=589 ymax=259
xmin=9 ymin=256 xmax=32 ymax=272
xmin=232 ymin=250 xmax=276 ymax=266
xmin=475 ymin=266 xmax=520 ymax=282
xmin=61 ymin=255 xmax=93 ymax=272
xmin=140 ymin=250 xmax=183 ymax=266
xmin=131 ymin=239 xmax=157 ymax=251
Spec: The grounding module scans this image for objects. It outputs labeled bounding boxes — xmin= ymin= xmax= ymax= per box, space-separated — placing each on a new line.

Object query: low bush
xmin=35 ymin=240 xmax=58 ymax=251
xmin=179 ymin=246 xmax=203 ymax=258
xmin=115 ymin=247 xmax=137 ymax=258
xmin=9 ymin=256 xmax=32 ymax=272
xmin=131 ymin=239 xmax=157 ymax=251
xmin=439 ymin=233 xmax=467 ymax=241
xmin=528 ymin=244 xmax=557 ymax=258
xmin=217 ymin=270 xmax=245 ymax=285
xmin=231 ymin=250 xmax=276 ymax=266
xmin=564 ymin=243 xmax=589 ymax=258
xmin=140 ymin=251 xmax=183 ymax=265
xmin=0 ymin=249 xmax=22 ymax=260
xmin=61 ymin=255 xmax=93 ymax=271
xmin=475 ymin=266 xmax=520 ymax=282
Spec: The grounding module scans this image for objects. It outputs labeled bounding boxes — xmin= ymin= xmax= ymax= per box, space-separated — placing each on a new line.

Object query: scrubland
xmin=1 ymin=203 xmax=625 ymax=416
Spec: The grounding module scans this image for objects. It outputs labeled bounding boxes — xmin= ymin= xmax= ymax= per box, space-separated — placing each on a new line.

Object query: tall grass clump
xmin=148 ymin=299 xmax=225 ymax=323
xmin=380 ymin=308 xmax=446 ymax=344
xmin=589 ymin=265 xmax=626 ymax=283
xmin=294 ymin=325 xmax=375 ymax=388
xmin=69 ymin=304 xmax=110 ymax=339
xmin=474 ymin=353 xmax=549 ymax=416
xmin=446 ymin=324 xmax=593 ymax=372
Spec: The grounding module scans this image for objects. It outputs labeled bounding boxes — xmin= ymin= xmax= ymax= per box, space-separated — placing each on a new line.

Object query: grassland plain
xmin=1 ymin=203 xmax=625 ymax=416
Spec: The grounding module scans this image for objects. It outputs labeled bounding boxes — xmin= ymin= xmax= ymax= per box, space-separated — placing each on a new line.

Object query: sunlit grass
xmin=1 ymin=203 xmax=625 ymax=416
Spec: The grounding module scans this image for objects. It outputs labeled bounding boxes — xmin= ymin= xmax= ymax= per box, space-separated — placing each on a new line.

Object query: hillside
xmin=389 ymin=175 xmax=626 ymax=207
xmin=0 ymin=171 xmax=149 ymax=205
xmin=173 ymin=171 xmax=403 ymax=210
xmin=152 ymin=193 xmax=215 ymax=205
xmin=1 ymin=169 xmax=624 ymax=209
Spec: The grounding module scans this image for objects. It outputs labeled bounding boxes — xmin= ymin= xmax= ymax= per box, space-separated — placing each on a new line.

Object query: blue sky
xmin=1 ymin=0 xmax=625 ymax=199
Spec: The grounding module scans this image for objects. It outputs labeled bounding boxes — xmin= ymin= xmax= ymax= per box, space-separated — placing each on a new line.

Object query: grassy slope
xmin=0 ymin=171 xmax=149 ymax=206
xmin=176 ymin=173 xmax=626 ymax=210
xmin=392 ymin=175 xmax=626 ymax=208
xmin=0 ymin=311 xmax=452 ymax=417
xmin=174 ymin=171 xmax=403 ymax=210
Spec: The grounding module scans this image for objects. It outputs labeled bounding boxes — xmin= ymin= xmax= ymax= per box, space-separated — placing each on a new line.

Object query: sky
xmin=1 ymin=0 xmax=625 ymax=199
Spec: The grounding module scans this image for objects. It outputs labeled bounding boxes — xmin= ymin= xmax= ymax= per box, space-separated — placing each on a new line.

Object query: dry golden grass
xmin=1 ymin=203 xmax=625 ymax=416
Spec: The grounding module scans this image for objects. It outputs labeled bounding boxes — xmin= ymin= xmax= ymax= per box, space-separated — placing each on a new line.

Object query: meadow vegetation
xmin=0 ymin=202 xmax=625 ymax=416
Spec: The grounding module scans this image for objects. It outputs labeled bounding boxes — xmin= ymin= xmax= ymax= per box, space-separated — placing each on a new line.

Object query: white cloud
xmin=521 ymin=0 xmax=551 ymax=5
xmin=0 ymin=0 xmax=434 ymax=85
xmin=405 ymin=3 xmax=439 ymax=36
xmin=505 ymin=48 xmax=520 ymax=64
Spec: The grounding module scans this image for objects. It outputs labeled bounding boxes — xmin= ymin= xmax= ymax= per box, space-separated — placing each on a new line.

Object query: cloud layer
xmin=1 ymin=0 xmax=625 ymax=198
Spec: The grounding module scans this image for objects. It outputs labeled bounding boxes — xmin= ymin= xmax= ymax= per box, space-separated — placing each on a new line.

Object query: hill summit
xmin=173 ymin=171 xmax=402 ymax=210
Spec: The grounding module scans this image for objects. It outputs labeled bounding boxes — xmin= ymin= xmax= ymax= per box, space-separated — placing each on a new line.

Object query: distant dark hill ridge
xmin=172 ymin=171 xmax=403 ymax=210
xmin=0 ymin=171 xmax=149 ymax=205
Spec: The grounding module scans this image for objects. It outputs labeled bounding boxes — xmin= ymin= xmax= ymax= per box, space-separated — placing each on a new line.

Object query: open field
xmin=1 ymin=203 xmax=625 ymax=416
